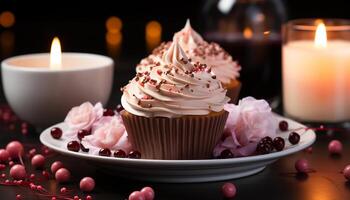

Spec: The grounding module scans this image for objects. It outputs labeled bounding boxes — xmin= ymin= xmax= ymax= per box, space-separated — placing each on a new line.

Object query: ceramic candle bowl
xmin=1 ymin=53 xmax=114 ymax=127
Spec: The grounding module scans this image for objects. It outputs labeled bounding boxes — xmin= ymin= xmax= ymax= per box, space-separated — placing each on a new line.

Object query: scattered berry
xmin=221 ymin=182 xmax=237 ymax=198
xmin=128 ymin=150 xmax=141 ymax=159
xmin=256 ymin=142 xmax=273 ymax=154
xmin=114 ymin=149 xmax=126 ymax=158
xmin=67 ymin=141 xmax=80 ymax=152
xmin=10 ymin=164 xmax=26 ymax=180
xmin=80 ymin=177 xmax=95 ymax=192
xmin=343 ymin=165 xmax=350 ymax=180
xmin=6 ymin=141 xmax=24 ymax=159
xmin=220 ymin=149 xmax=234 ymax=159
xmin=328 ymin=140 xmax=342 ymax=154
xmin=140 ymin=187 xmax=155 ymax=200
xmin=86 ymin=195 xmax=93 ymax=200
xmin=129 ymin=191 xmax=145 ymax=200
xmin=273 ymin=137 xmax=285 ymax=151
xmin=279 ymin=120 xmax=288 ymax=131
xmin=16 ymin=194 xmax=22 ymax=200
xmin=55 ymin=168 xmax=71 ymax=183
xmin=31 ymin=154 xmax=45 ymax=169
xmin=295 ymin=159 xmax=310 ymax=173
xmin=50 ymin=127 xmax=63 ymax=139
xmin=78 ymin=129 xmax=90 ymax=140
xmin=289 ymin=132 xmax=300 ymax=145
xmin=116 ymin=104 xmax=124 ymax=113
xmin=51 ymin=161 xmax=64 ymax=173
xmin=0 ymin=149 xmax=10 ymax=163
xmin=99 ymin=148 xmax=111 ymax=157
xmin=103 ymin=109 xmax=115 ymax=116
xmin=60 ymin=187 xmax=67 ymax=193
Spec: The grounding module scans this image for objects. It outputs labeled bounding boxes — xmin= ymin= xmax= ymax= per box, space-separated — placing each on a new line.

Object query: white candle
xmin=1 ymin=37 xmax=114 ymax=127
xmin=283 ymin=23 xmax=350 ymax=122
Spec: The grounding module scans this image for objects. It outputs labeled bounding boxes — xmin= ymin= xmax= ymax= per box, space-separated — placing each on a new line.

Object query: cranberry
xmin=273 ymin=137 xmax=285 ymax=151
xmin=220 ymin=149 xmax=234 ymax=159
xmin=67 ymin=141 xmax=80 ymax=152
xmin=80 ymin=143 xmax=89 ymax=152
xmin=116 ymin=104 xmax=124 ymax=113
xmin=289 ymin=132 xmax=300 ymax=145
xmin=50 ymin=127 xmax=62 ymax=139
xmin=103 ymin=109 xmax=115 ymax=116
xmin=128 ymin=150 xmax=141 ymax=159
xmin=99 ymin=148 xmax=111 ymax=157
xmin=114 ymin=149 xmax=126 ymax=158
xmin=77 ymin=129 xmax=90 ymax=140
xmin=221 ymin=182 xmax=236 ymax=198
xmin=256 ymin=142 xmax=272 ymax=154
xmin=279 ymin=120 xmax=288 ymax=131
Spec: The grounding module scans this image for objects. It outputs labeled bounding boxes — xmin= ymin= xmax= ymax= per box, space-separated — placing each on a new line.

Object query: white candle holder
xmin=1 ymin=53 xmax=114 ymax=127
xmin=282 ymin=19 xmax=350 ymax=122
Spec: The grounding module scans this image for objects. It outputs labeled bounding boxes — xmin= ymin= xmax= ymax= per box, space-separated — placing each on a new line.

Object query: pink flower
xmin=64 ymin=102 xmax=103 ymax=140
xmin=81 ymin=115 xmax=132 ymax=154
xmin=214 ymin=97 xmax=278 ymax=157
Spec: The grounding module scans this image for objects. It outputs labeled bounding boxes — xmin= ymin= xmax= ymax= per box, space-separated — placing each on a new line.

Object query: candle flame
xmin=315 ymin=22 xmax=327 ymax=48
xmin=50 ymin=37 xmax=62 ymax=69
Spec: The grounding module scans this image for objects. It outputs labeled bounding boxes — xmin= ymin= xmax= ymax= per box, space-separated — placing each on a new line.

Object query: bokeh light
xmin=106 ymin=16 xmax=122 ymax=33
xmin=145 ymin=20 xmax=162 ymax=52
xmin=0 ymin=11 xmax=15 ymax=28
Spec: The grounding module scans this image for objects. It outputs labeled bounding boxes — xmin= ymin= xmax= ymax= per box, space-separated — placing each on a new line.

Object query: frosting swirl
xmin=173 ymin=20 xmax=241 ymax=84
xmin=122 ymin=42 xmax=229 ymax=118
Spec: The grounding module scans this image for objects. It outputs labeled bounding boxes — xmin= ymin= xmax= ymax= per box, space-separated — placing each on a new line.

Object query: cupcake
xmin=137 ymin=20 xmax=241 ymax=103
xmin=121 ymin=42 xmax=229 ymax=160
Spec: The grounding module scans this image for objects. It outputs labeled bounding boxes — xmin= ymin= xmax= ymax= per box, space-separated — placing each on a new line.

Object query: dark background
xmin=0 ymin=0 xmax=349 ymax=102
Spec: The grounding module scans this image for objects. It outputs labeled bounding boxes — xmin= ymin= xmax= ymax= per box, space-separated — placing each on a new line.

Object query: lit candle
xmin=1 ymin=37 xmax=114 ymax=127
xmin=283 ymin=19 xmax=350 ymax=122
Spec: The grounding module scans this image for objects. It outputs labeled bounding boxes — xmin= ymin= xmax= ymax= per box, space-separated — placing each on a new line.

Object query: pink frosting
xmin=136 ymin=20 xmax=241 ymax=84
xmin=213 ymin=97 xmax=278 ymax=157
xmin=82 ymin=115 xmax=132 ymax=155
xmin=122 ymin=42 xmax=229 ymax=117
xmin=64 ymin=102 xmax=103 ymax=140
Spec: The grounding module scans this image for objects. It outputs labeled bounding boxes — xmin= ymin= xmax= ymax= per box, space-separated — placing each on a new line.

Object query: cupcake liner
xmin=226 ymin=81 xmax=241 ymax=104
xmin=121 ymin=110 xmax=228 ymax=160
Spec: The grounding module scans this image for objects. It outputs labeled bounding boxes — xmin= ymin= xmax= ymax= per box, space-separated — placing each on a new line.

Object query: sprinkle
xmin=157 ymin=70 xmax=162 ymax=75
xmin=206 ymin=83 xmax=210 ymax=88
xmin=212 ymin=75 xmax=216 ymax=79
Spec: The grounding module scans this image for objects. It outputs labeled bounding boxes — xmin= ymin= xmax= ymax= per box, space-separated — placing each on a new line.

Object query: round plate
xmin=40 ymin=114 xmax=316 ymax=183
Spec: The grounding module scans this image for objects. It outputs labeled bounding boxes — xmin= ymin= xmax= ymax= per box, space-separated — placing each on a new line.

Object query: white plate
xmin=40 ymin=114 xmax=316 ymax=183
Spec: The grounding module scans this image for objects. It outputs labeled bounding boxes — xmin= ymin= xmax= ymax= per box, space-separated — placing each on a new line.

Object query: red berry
xmin=116 ymin=104 xmax=124 ymax=113
xmin=256 ymin=142 xmax=272 ymax=154
xmin=273 ymin=137 xmax=285 ymax=151
xmin=51 ymin=127 xmax=62 ymax=139
xmin=114 ymin=149 xmax=126 ymax=158
xmin=295 ymin=159 xmax=309 ymax=173
xmin=67 ymin=141 xmax=80 ymax=152
xmin=220 ymin=149 xmax=234 ymax=159
xmin=289 ymin=132 xmax=300 ymax=145
xmin=103 ymin=109 xmax=115 ymax=116
xmin=221 ymin=182 xmax=236 ymax=198
xmin=99 ymin=148 xmax=111 ymax=157
xmin=128 ymin=150 xmax=141 ymax=159
xmin=79 ymin=177 xmax=95 ymax=192
xmin=77 ymin=130 xmax=90 ymax=140
xmin=279 ymin=121 xmax=288 ymax=131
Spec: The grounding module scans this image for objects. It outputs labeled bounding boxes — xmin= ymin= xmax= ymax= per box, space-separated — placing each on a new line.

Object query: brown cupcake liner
xmin=121 ymin=110 xmax=228 ymax=160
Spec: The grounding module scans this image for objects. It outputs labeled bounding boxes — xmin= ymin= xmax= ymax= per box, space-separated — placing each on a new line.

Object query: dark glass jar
xmin=201 ymin=0 xmax=287 ymax=99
